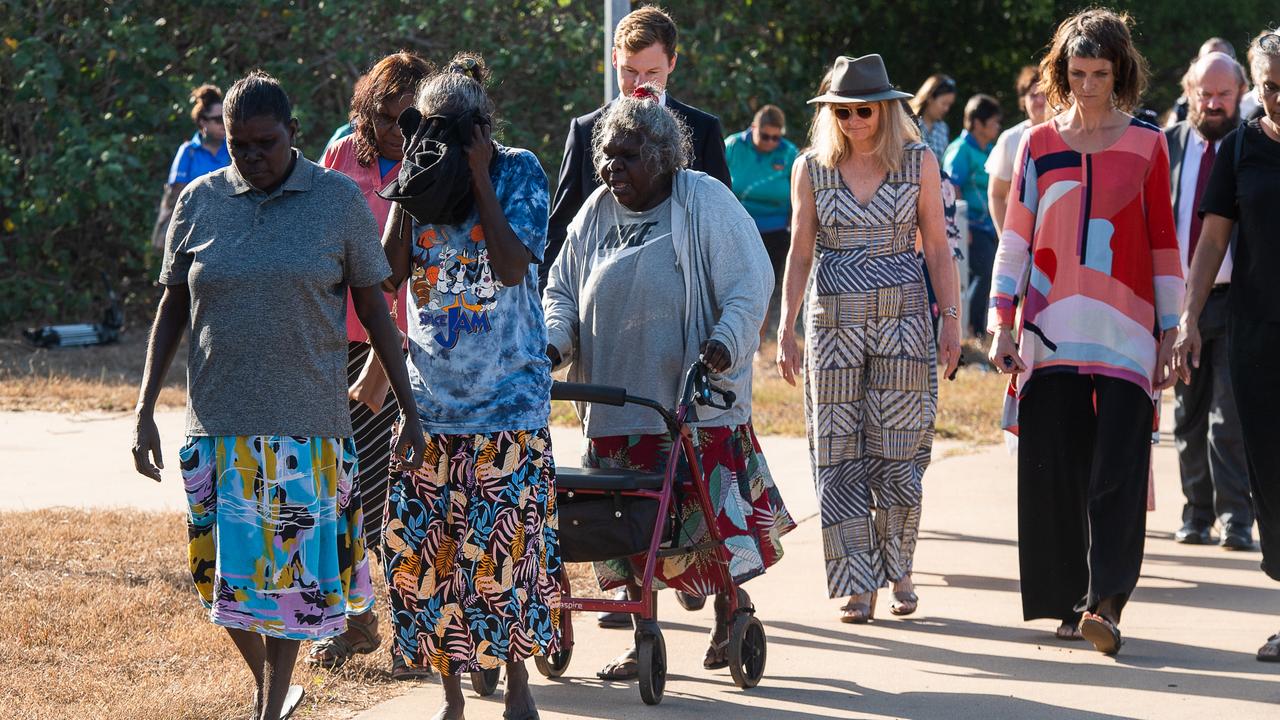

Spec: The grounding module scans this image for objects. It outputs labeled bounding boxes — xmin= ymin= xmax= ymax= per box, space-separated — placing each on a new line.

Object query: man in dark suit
xmin=1166 ymin=52 xmax=1255 ymax=550
xmin=540 ymin=5 xmax=731 ymax=288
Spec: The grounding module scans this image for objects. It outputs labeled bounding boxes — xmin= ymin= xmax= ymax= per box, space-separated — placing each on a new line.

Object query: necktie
xmin=1188 ymin=139 xmax=1217 ymax=262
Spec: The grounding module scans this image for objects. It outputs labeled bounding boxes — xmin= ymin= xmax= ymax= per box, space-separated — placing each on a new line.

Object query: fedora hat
xmin=807 ymin=54 xmax=913 ymax=104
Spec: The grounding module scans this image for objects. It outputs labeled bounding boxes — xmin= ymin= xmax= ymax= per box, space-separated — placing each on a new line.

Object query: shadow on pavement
xmin=762 ymin=616 xmax=1278 ymax=705
xmin=527 ymin=668 xmax=1138 ymax=719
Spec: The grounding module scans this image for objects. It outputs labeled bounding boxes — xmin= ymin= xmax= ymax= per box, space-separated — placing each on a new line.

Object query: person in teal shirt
xmin=943 ymin=94 xmax=1002 ymax=336
xmin=724 ymin=104 xmax=799 ymax=347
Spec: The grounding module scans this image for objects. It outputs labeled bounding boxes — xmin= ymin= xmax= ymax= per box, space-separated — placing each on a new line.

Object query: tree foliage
xmin=1 ymin=0 xmax=1273 ymax=326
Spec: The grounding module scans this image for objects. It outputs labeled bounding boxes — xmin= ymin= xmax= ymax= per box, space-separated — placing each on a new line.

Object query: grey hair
xmin=1248 ymin=27 xmax=1280 ymax=82
xmin=591 ymin=93 xmax=692 ymax=179
xmin=415 ymin=70 xmax=494 ymax=119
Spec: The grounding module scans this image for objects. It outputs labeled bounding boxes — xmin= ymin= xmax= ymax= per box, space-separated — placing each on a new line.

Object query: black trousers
xmin=1017 ymin=373 xmax=1154 ymax=622
xmin=1228 ymin=314 xmax=1280 ymax=581
xmin=1173 ymin=290 xmax=1253 ymax=528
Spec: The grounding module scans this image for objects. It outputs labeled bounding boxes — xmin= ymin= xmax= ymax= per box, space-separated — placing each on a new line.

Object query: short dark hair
xmin=964 ymin=94 xmax=1001 ymax=127
xmin=753 ymin=104 xmax=785 ymax=130
xmin=189 ymin=84 xmax=222 ymax=126
xmin=1040 ymin=8 xmax=1148 ymax=113
xmin=615 ymin=6 xmax=678 ymax=60
xmin=224 ymin=70 xmax=292 ymax=126
xmin=350 ymin=51 xmax=433 ymax=167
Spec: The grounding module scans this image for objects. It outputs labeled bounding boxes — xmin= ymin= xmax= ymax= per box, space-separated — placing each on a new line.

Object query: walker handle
xmin=551 ymin=381 xmax=628 ymax=407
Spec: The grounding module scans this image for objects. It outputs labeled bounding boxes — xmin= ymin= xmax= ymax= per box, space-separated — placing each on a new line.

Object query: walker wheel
xmin=728 ymin=614 xmax=767 ymax=689
xmin=470 ymin=666 xmax=501 ymax=696
xmin=534 ymin=646 xmax=573 ymax=678
xmin=636 ymin=628 xmax=667 ymax=705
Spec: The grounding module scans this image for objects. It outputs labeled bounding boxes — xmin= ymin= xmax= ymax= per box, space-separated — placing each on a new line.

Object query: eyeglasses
xmin=833 ymin=106 xmax=875 ymax=120
xmin=1258 ymin=33 xmax=1280 ymax=53
xmin=757 ymin=131 xmax=783 ymax=142
xmin=201 ymin=114 xmax=224 ymax=124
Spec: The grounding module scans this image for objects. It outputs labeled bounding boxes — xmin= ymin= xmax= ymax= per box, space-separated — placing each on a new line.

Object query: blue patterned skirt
xmin=180 ymin=435 xmax=374 ymax=640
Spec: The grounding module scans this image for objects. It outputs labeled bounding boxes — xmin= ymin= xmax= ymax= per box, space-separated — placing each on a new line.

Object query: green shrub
xmin=1 ymin=0 xmax=1272 ymax=328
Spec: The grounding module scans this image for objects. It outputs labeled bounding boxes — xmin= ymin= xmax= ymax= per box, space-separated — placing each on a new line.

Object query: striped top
xmin=988 ymin=118 xmax=1182 ymax=411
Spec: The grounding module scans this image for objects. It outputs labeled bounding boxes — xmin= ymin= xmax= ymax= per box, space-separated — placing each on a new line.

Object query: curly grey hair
xmin=591 ymin=92 xmax=692 ymax=179
xmin=1248 ymin=27 xmax=1280 ymax=82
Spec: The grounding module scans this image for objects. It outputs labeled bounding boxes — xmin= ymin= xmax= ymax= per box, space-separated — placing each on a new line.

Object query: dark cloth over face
xmin=378 ymin=107 xmax=488 ymax=225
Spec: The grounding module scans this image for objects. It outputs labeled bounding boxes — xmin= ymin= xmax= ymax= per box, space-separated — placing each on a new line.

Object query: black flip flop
xmin=1079 ymin=613 xmax=1123 ymax=656
xmin=280 ymin=684 xmax=305 ymax=720
xmin=596 ymin=651 xmax=639 ymax=681
xmin=1257 ymin=633 xmax=1280 ymax=662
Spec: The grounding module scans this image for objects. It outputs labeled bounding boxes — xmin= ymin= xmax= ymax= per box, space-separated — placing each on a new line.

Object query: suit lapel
xmin=1170 ymin=123 xmax=1191 ymax=216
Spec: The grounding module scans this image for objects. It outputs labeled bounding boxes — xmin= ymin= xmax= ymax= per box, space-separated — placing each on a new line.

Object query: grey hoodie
xmin=544 ymin=169 xmax=773 ymax=437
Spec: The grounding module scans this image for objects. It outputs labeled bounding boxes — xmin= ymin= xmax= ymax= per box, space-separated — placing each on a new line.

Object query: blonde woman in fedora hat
xmin=777 ymin=54 xmax=961 ymax=624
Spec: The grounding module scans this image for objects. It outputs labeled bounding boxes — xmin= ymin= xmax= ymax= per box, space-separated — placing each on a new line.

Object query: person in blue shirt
xmin=724 ymin=105 xmax=799 ymax=347
xmin=150 ymin=84 xmax=231 ymax=251
xmin=943 ymin=94 xmax=1002 ymax=336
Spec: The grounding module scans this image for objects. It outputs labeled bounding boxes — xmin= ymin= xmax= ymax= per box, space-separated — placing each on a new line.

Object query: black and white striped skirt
xmin=347 ymin=341 xmax=400 ymax=552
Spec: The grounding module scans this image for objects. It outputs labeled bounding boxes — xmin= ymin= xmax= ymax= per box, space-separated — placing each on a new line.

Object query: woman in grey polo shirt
xmin=131 ymin=71 xmax=424 ymax=720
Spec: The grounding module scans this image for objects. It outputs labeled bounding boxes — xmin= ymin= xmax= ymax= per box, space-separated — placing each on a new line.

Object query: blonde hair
xmin=808 ymin=100 xmax=922 ymax=173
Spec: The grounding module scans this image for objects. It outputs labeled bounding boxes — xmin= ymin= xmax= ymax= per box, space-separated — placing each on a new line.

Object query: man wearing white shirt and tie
xmin=1165 ymin=52 xmax=1255 ymax=550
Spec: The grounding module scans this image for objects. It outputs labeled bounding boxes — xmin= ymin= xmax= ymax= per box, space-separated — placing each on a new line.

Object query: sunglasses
xmin=757 ymin=131 xmax=783 ymax=142
xmin=833 ymin=106 xmax=875 ymax=120
xmin=1259 ymin=33 xmax=1280 ymax=53
xmin=201 ymin=114 xmax=224 ymax=124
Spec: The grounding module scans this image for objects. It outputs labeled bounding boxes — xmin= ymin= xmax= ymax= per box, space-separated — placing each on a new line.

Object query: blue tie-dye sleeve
xmin=497 ymin=149 xmax=550 ymax=263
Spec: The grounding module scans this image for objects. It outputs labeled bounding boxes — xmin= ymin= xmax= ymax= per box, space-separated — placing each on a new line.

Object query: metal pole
xmin=604 ymin=0 xmax=630 ymax=103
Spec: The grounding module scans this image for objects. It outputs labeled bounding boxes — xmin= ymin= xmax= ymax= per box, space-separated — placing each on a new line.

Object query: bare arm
xmin=468 ymin=126 xmax=532 ymax=286
xmin=150 ymin=182 xmax=187 ymax=251
xmin=776 ymin=156 xmax=817 ymax=386
xmin=351 ymin=285 xmax=424 ymax=470
xmin=988 ymin=177 xmax=1011 ymax=237
xmin=131 ymin=284 xmax=190 ymax=481
xmin=917 ymin=151 xmax=962 ymax=378
xmin=381 ymin=203 xmax=412 ymax=292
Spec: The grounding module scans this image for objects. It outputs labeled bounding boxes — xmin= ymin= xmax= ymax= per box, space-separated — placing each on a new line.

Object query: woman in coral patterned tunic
xmin=988 ymin=9 xmax=1182 ymax=655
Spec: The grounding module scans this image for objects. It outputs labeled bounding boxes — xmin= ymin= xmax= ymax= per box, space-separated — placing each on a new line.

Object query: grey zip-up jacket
xmin=543 ymin=169 xmax=773 ymax=437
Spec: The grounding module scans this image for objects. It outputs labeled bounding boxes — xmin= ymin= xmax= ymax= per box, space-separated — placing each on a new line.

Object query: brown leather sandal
xmin=840 ymin=591 xmax=877 ymax=624
xmin=889 ymin=590 xmax=919 ymax=616
xmin=306 ymin=611 xmax=380 ymax=670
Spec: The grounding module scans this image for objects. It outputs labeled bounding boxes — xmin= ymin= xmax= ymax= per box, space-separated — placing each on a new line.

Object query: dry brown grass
xmin=0 ymin=335 xmax=186 ymax=412
xmin=1 ymin=333 xmax=1008 ymax=444
xmin=0 ymin=509 xmax=602 ymax=720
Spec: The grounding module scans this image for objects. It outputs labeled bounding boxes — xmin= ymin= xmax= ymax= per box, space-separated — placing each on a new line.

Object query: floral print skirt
xmin=180 ymin=435 xmax=373 ymax=640
xmin=588 ymin=422 xmax=796 ymax=596
xmin=382 ymin=427 xmax=561 ymax=676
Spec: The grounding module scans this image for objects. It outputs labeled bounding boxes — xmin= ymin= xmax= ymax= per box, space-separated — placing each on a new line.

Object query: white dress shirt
xmin=1176 ymin=130 xmax=1233 ymax=286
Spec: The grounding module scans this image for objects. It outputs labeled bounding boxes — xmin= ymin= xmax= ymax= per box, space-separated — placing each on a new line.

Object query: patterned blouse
xmin=922 ymin=119 xmax=950 ymax=163
xmin=988 ymin=118 xmax=1182 ymax=426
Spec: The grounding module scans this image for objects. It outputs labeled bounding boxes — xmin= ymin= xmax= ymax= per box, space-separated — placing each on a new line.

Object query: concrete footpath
xmin=2 ymin=410 xmax=1277 ymax=719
